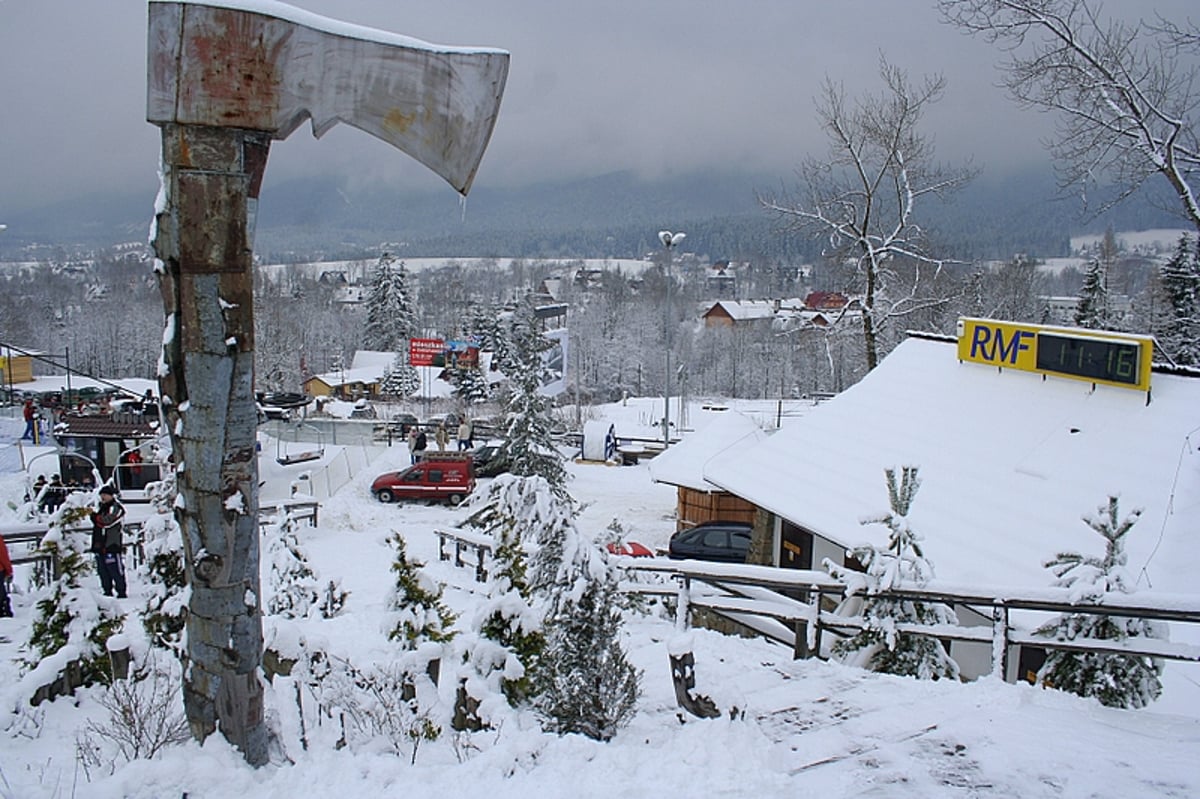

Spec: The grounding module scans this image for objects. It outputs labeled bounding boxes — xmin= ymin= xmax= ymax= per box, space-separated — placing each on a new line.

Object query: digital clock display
xmin=1035 ymin=333 xmax=1140 ymax=385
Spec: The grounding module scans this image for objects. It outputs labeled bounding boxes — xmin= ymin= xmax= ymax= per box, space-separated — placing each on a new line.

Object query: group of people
xmin=406 ymin=418 xmax=474 ymax=463
xmin=0 ymin=485 xmax=128 ymax=617
xmin=25 ymin=474 xmax=76 ymax=513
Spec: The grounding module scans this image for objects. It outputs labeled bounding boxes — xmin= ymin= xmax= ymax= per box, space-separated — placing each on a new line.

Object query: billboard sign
xmin=956 ymin=317 xmax=1152 ymax=392
xmin=409 ymin=337 xmax=445 ymax=367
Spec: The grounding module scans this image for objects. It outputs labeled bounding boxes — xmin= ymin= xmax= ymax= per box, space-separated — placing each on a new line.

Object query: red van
xmin=370 ymin=456 xmax=476 ymax=504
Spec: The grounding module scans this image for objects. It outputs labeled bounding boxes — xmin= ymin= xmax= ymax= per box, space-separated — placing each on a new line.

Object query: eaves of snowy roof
xmin=312 ymin=366 xmax=383 ymax=386
xmin=350 ymin=350 xmax=397 ymax=370
xmin=703 ymin=335 xmax=1200 ymax=595
xmin=649 ymin=409 xmax=769 ymax=492
xmin=707 ymin=300 xmax=777 ymax=321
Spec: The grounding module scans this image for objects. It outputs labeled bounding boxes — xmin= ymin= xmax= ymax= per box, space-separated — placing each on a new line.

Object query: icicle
xmin=460 ymin=192 xmax=468 ymax=224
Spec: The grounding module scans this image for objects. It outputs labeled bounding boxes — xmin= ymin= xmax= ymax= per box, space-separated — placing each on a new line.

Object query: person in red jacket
xmin=0 ymin=532 xmax=13 ymax=617
xmin=20 ymin=399 xmax=37 ymax=442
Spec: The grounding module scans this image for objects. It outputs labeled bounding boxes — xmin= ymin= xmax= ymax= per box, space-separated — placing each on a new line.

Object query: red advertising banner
xmin=409 ymin=337 xmax=445 ymax=367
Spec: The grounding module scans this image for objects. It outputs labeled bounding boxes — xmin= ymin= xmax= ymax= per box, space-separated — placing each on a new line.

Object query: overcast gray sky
xmin=0 ymin=0 xmax=1191 ymax=213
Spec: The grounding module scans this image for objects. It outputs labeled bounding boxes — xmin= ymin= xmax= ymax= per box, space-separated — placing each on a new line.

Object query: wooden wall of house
xmin=0 ymin=355 xmax=34 ymax=384
xmin=675 ymin=487 xmax=758 ymax=532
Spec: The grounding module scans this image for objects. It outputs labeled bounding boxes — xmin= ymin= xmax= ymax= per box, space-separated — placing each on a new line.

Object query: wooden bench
xmin=616 ymin=445 xmax=644 ymax=466
xmin=259 ymin=500 xmax=320 ymax=530
xmin=435 ymin=528 xmax=492 ymax=583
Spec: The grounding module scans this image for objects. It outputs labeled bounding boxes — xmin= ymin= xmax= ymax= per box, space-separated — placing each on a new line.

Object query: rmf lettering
xmin=969 ymin=325 xmax=1034 ymax=365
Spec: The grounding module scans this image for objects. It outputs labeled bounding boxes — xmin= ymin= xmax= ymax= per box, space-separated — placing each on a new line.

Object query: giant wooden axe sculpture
xmin=147 ymin=0 xmax=507 ymax=764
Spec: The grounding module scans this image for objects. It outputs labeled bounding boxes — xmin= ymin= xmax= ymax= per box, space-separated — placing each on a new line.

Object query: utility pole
xmin=659 ymin=230 xmax=685 ymax=448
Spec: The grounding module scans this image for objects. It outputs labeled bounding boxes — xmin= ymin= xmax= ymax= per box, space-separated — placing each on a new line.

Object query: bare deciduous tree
xmin=760 ymin=58 xmax=974 ymax=371
xmin=938 ymin=0 xmax=1200 ymax=233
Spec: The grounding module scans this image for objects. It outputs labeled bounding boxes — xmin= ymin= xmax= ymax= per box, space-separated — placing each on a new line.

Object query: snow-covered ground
xmin=1 ymin=405 xmax=1198 ymax=798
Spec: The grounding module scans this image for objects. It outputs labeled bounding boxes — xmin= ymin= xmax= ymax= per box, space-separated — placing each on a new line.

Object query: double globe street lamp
xmin=659 ymin=230 xmax=685 ymax=449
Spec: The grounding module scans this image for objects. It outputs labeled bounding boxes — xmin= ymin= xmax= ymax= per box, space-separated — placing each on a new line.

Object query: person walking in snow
xmin=457 ymin=419 xmax=473 ymax=451
xmin=20 ymin=399 xmax=37 ymax=442
xmin=414 ymin=427 xmax=428 ymax=459
xmin=435 ymin=423 xmax=448 ymax=451
xmin=0 ymin=531 xmax=13 ymax=617
xmin=407 ymin=426 xmax=419 ymax=464
xmin=90 ymin=486 xmax=127 ymax=598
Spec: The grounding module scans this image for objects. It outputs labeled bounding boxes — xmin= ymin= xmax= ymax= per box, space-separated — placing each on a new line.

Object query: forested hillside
xmin=1 ymin=167 xmax=1183 ymax=264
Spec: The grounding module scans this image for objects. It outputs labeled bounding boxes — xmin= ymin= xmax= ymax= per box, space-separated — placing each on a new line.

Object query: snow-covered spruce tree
xmin=1074 ymin=257 xmax=1109 ymax=329
xmin=470 ymin=510 xmax=544 ymax=706
xmin=140 ymin=472 xmax=188 ymax=659
xmin=506 ymin=480 xmax=642 ymax=740
xmin=379 ymin=352 xmax=420 ymax=399
xmin=1036 ymin=496 xmax=1165 ymax=709
xmin=26 ymin=496 xmax=126 ymax=687
xmin=532 ymin=553 xmax=641 ymax=741
xmin=827 ymin=467 xmax=960 ymax=680
xmin=468 ymin=302 xmax=512 ymax=372
xmin=1156 ymin=234 xmax=1200 ymax=365
xmin=448 ymin=362 xmax=492 ymax=405
xmin=385 ymin=533 xmax=456 ymax=649
xmin=265 ymin=512 xmax=321 ymax=619
xmin=497 ymin=301 xmax=567 ymax=494
xmin=362 ymin=253 xmax=416 ymax=352
xmin=459 ymin=474 xmax=566 ymax=710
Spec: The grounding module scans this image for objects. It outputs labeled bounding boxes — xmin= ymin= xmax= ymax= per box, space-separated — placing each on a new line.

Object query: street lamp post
xmin=659 ymin=230 xmax=685 ymax=449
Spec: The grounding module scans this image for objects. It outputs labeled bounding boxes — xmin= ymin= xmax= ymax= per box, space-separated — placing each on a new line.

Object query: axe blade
xmin=148 ymin=1 xmax=509 ymax=194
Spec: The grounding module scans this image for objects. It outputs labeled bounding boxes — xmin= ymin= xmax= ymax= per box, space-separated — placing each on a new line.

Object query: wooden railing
xmin=618 ymin=559 xmax=1200 ymax=681
xmin=435 ymin=528 xmax=493 ymax=583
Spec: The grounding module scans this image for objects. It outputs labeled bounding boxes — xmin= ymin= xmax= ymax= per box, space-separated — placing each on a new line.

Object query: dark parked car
xmin=471 ymin=440 xmax=510 ymax=477
xmin=667 ymin=521 xmax=753 ymax=563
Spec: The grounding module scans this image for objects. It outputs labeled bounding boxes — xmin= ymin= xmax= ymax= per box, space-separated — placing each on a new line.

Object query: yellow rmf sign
xmin=956 ymin=317 xmax=1153 ymax=392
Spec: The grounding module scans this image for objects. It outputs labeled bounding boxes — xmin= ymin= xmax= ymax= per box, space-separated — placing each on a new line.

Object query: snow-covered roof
xmin=349 ymin=350 xmax=396 ymax=371
xmin=704 ymin=300 xmax=799 ymax=322
xmin=704 ymin=335 xmax=1200 ymax=594
xmin=649 ymin=410 xmax=769 ymax=492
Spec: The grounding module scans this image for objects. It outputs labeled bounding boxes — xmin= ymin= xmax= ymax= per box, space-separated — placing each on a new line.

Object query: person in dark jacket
xmin=90 ymin=486 xmax=127 ymax=598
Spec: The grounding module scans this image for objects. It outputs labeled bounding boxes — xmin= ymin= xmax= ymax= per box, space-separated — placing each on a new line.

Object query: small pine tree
xmin=1074 ymin=257 xmax=1109 ymax=329
xmin=140 ymin=472 xmax=187 ymax=658
xmin=265 ymin=513 xmax=321 ymax=619
xmin=448 ymin=363 xmax=492 ymax=405
xmin=828 ymin=467 xmax=959 ymax=680
xmin=26 ymin=497 xmax=126 ymax=687
xmin=385 ymin=533 xmax=456 ymax=649
xmin=533 ymin=568 xmax=641 ymax=741
xmin=474 ymin=516 xmax=544 ymax=705
xmin=317 ymin=579 xmax=350 ymax=619
xmin=1036 ymin=496 xmax=1164 ymax=709
xmin=380 ymin=352 xmax=420 ymax=399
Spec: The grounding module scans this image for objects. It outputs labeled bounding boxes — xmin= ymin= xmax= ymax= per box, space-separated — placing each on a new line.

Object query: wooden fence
xmin=618 ymin=559 xmax=1200 ymax=683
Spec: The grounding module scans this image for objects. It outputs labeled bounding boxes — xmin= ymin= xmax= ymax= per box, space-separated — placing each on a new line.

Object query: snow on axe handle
xmin=147 ymin=0 xmax=509 ymax=194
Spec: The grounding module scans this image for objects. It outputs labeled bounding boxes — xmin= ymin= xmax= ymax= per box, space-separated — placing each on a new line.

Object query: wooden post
xmin=668 ymin=650 xmax=720 ymax=719
xmin=153 ymin=123 xmax=270 ymax=765
xmin=793 ymin=619 xmax=810 ymax=660
xmin=109 ymin=644 xmax=132 ymax=681
xmin=991 ymin=604 xmax=1010 ymax=680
